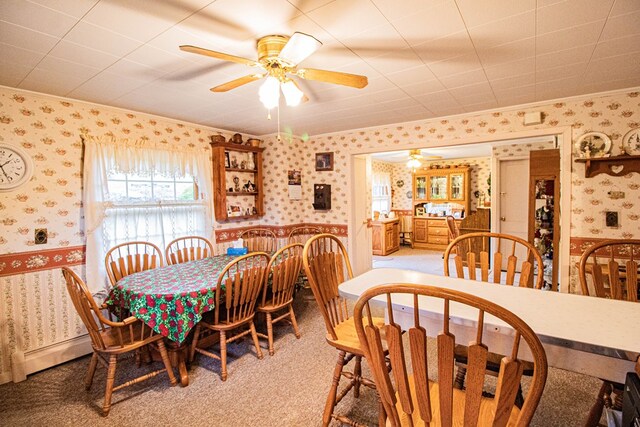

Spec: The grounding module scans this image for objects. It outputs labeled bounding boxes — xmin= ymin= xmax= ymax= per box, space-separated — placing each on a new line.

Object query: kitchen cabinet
xmin=372 ymin=218 xmax=400 ymax=255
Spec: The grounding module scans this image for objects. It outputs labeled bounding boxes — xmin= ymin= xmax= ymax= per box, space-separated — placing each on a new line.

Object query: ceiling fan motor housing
xmin=257 ymin=35 xmax=290 ymax=64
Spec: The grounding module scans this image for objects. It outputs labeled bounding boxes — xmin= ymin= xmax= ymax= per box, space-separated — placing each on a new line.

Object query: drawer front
xmin=428 ymin=227 xmax=448 ymax=237
xmin=427 ymin=219 xmax=446 ymax=228
xmin=428 ymin=235 xmax=449 ymax=245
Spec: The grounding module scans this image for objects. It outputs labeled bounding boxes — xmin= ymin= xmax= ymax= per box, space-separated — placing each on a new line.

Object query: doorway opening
xmin=348 ymin=130 xmax=571 ymax=291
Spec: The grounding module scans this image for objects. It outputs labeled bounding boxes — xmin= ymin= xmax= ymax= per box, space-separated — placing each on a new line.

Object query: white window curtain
xmin=83 ymin=135 xmax=214 ymax=297
xmin=372 ymin=172 xmax=391 ymax=214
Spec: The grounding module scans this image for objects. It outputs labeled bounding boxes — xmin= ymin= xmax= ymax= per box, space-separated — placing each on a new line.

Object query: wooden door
xmin=351 ymin=156 xmax=372 ymax=274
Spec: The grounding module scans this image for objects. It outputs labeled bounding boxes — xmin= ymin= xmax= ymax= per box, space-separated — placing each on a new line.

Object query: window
xmin=83 ymin=135 xmax=214 ymax=297
xmin=372 ymin=172 xmax=391 ymax=214
xmin=101 ymin=170 xmax=206 ymax=260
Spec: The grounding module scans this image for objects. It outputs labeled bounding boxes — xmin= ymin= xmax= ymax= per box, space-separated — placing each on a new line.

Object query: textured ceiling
xmin=2 ymin=0 xmax=639 ymax=137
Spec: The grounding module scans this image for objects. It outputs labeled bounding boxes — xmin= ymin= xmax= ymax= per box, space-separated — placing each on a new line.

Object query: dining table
xmin=106 ymin=254 xmax=241 ymax=386
xmin=339 ymin=268 xmax=640 ymax=384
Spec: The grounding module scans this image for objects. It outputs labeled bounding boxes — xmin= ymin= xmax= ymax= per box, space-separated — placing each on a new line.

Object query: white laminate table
xmin=339 ymin=268 xmax=640 ymax=384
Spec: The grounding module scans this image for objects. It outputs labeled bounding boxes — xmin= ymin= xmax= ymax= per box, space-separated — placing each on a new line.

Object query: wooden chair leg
xmin=454 ymin=365 xmax=467 ymax=389
xmin=189 ymin=324 xmax=201 ymax=363
xmin=289 ymin=305 xmax=301 ymax=339
xmin=220 ymin=330 xmax=227 ymax=381
xmin=585 ymin=381 xmax=611 ymax=427
xmin=250 ymin=322 xmax=264 ymax=360
xmin=353 ymin=356 xmax=362 ymax=398
xmin=265 ymin=312 xmax=274 ymax=356
xmin=156 ymin=339 xmax=177 ymax=386
xmin=85 ymin=352 xmax=99 ymax=390
xmin=323 ymin=351 xmax=346 ymax=427
xmin=102 ymin=355 xmax=117 ymax=416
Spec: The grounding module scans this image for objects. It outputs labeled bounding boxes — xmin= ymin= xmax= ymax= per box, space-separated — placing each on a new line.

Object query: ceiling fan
xmin=179 ymin=32 xmax=368 ymax=107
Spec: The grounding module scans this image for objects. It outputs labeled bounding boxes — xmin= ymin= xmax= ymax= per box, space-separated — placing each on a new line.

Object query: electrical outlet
xmin=605 ymin=212 xmax=619 ymax=228
xmin=34 ymin=228 xmax=48 ymax=244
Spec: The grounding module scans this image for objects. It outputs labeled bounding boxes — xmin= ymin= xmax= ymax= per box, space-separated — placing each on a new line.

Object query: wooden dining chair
xmin=61 ymin=267 xmax=176 ymax=416
xmin=239 ymin=228 xmax=278 ymax=252
xmin=165 ymin=236 xmax=213 ymax=265
xmin=288 ymin=225 xmax=322 ymax=245
xmin=303 ymin=233 xmax=386 ymax=427
xmin=105 ymin=241 xmax=163 ymax=286
xmin=256 ymin=243 xmax=303 ymax=355
xmin=353 ymin=283 xmax=548 ymax=426
xmin=579 ymin=239 xmax=640 ymax=426
xmin=189 ymin=252 xmax=270 ymax=381
xmin=443 ymin=232 xmax=544 ymax=399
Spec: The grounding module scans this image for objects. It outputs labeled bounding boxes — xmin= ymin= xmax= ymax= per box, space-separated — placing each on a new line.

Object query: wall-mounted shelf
xmin=211 ymin=139 xmax=265 ymax=222
xmin=575 ymin=155 xmax=640 ymax=177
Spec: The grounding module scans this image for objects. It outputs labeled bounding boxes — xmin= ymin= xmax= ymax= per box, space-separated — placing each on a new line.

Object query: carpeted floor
xmin=0 ymin=286 xmax=601 ymax=426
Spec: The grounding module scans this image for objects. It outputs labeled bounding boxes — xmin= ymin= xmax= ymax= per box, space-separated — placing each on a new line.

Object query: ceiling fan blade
xmin=179 ymin=45 xmax=259 ymax=67
xmin=295 ymin=68 xmax=368 ymax=89
xmin=211 ymin=74 xmax=264 ymax=92
xmin=278 ymin=32 xmax=322 ymax=66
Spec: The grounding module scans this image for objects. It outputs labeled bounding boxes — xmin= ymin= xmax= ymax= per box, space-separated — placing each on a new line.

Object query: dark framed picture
xmin=224 ymin=152 xmax=231 ymax=168
xmin=315 ymin=152 xmax=334 ymax=171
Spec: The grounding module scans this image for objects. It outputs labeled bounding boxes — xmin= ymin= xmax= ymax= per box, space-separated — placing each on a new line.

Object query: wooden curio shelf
xmin=575 ymin=155 xmax=640 ymax=177
xmin=210 ymin=139 xmax=265 ymax=221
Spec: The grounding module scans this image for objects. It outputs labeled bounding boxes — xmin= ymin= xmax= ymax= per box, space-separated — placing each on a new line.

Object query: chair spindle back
xmin=105 ymin=241 xmax=163 ymax=286
xmin=354 ymin=283 xmax=548 ymax=427
xmin=303 ymin=233 xmax=353 ymax=340
xmin=239 ymin=228 xmax=278 ymax=252
xmin=165 ymin=236 xmax=213 ymax=265
xmin=215 ymin=252 xmax=270 ymax=325
xmin=263 ymin=243 xmax=303 ymax=307
xmin=578 ymin=239 xmax=640 ymax=301
xmin=288 ymin=226 xmax=322 ymax=245
xmin=444 ymin=232 xmax=544 ymax=289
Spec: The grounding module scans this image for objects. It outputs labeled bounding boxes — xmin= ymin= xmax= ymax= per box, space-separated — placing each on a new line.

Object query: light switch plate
xmin=605 ymin=212 xmax=619 ymax=228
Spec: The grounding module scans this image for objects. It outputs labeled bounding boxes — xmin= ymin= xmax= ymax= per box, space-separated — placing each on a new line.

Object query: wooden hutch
xmin=412 ymin=166 xmax=470 ymax=250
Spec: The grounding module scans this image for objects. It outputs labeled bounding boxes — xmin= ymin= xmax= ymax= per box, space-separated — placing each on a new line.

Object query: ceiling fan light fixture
xmin=278 ymin=32 xmax=322 ymax=66
xmin=259 ymin=76 xmax=280 ymax=110
xmin=281 ymin=79 xmax=304 ymax=106
xmin=406 ymin=149 xmax=423 ymax=171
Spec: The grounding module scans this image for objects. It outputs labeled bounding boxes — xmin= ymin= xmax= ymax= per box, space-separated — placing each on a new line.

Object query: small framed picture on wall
xmin=315 ymin=152 xmax=334 ymax=171
xmin=224 ymin=152 xmax=231 ymax=168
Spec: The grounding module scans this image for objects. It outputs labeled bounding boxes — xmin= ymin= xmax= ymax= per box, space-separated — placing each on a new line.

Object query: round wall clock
xmin=0 ymin=143 xmax=34 ymax=192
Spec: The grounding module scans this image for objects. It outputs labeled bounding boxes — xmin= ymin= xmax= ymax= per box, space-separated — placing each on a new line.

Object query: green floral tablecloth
xmin=106 ymin=255 xmax=238 ymax=343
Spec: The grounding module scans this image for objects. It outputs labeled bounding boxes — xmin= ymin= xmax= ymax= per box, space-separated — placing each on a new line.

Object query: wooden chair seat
xmin=329 ymin=316 xmax=386 ymax=354
xmin=390 ymin=376 xmax=521 ymax=427
xmin=99 ymin=320 xmax=164 ymax=352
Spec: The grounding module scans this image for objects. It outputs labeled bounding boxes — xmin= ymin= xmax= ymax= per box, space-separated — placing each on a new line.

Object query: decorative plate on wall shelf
xmin=574 ymin=131 xmax=611 ymax=158
xmin=622 ymin=128 xmax=640 ymax=155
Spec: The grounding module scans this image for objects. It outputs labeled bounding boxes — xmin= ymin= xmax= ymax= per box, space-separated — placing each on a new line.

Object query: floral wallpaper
xmin=0 ymin=86 xmax=258 ymax=383
xmin=0 ymin=84 xmax=639 ymax=383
